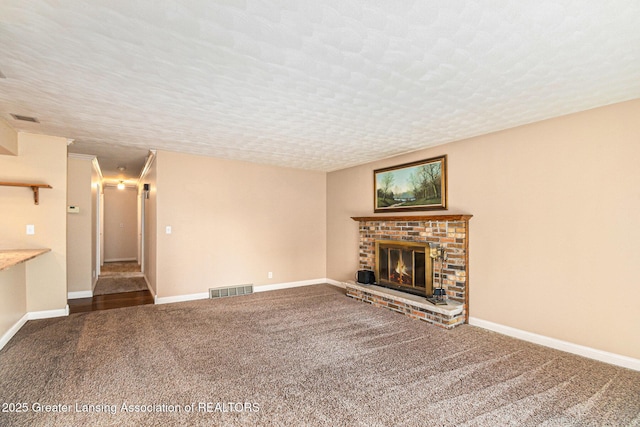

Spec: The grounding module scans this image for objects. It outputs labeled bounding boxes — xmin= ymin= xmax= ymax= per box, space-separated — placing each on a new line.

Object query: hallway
xmin=68 ymin=261 xmax=153 ymax=313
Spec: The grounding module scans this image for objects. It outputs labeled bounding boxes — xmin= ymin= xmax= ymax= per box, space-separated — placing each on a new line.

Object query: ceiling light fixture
xmin=117 ymin=166 xmax=126 ymax=171
xmin=117 ymin=181 xmax=125 ymax=190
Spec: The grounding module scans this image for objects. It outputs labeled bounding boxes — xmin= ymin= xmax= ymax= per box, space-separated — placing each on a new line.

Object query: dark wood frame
xmin=373 ymin=155 xmax=447 ymax=213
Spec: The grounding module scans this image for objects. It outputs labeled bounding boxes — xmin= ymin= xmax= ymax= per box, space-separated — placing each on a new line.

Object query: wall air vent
xmin=209 ymin=284 xmax=253 ymax=299
xmin=10 ymin=113 xmax=39 ymax=123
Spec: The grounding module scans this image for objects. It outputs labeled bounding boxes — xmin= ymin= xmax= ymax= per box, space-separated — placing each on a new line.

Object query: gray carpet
xmin=0 ymin=284 xmax=638 ymax=426
xmin=100 ymin=261 xmax=141 ymax=274
xmin=93 ymin=276 xmax=148 ymax=296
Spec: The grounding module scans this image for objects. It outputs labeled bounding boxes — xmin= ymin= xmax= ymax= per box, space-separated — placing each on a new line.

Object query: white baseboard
xmin=0 ymin=313 xmax=29 ymax=350
xmin=469 ymin=317 xmax=640 ymax=372
xmin=254 ymin=278 xmax=328 ymax=293
xmin=155 ymin=292 xmax=209 ymax=305
xmin=0 ymin=306 xmax=69 ymax=351
xmin=28 ymin=305 xmax=69 ymax=320
xmin=68 ymin=290 xmax=93 ymax=299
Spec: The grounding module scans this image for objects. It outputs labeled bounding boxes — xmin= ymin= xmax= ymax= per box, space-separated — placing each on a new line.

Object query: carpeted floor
xmin=92 ymin=276 xmax=149 ymax=296
xmin=1 ymin=284 xmax=638 ymax=426
xmin=100 ymin=261 xmax=141 ymax=274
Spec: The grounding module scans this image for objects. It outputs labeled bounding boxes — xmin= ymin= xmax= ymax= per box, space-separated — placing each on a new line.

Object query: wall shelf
xmin=0 ymin=182 xmax=53 ymax=205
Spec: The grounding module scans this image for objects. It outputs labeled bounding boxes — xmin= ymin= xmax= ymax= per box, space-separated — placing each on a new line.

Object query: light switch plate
xmin=26 ymin=224 xmax=35 ymax=235
xmin=166 ymin=226 xmax=172 ymax=234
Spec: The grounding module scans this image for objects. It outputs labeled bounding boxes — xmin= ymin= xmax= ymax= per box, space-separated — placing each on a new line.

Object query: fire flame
xmin=390 ymin=256 xmax=411 ymax=285
xmin=395 ymin=257 xmax=408 ymax=278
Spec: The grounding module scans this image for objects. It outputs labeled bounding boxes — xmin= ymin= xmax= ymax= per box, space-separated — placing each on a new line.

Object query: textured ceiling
xmin=1 ymin=1 xmax=640 ymax=179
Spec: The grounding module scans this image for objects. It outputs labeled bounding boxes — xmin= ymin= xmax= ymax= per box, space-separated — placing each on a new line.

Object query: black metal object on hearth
xmin=427 ymin=245 xmax=448 ymax=305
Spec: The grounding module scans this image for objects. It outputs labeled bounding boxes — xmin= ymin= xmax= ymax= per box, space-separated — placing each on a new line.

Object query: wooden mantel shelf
xmin=352 ymin=214 xmax=473 ymax=222
xmin=0 ymin=182 xmax=52 ymax=205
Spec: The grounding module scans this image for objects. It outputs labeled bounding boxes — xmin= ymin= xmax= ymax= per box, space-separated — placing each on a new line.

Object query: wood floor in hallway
xmin=68 ymin=290 xmax=154 ymax=313
xmin=68 ymin=261 xmax=153 ymax=313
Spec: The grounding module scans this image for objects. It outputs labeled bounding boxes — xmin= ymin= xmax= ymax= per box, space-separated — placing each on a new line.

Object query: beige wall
xmin=327 ymin=99 xmax=640 ymax=360
xmin=154 ymin=150 xmax=327 ymax=298
xmin=0 ymin=120 xmax=26 ymax=341
xmin=0 ymin=261 xmax=27 ymax=343
xmin=0 ymin=132 xmax=68 ymax=312
xmin=0 ymin=119 xmax=18 ymax=155
xmin=67 ymin=156 xmax=93 ymax=293
xmin=103 ymin=186 xmax=138 ymax=262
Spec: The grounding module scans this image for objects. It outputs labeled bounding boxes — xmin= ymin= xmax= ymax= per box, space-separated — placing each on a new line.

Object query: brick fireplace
xmin=347 ymin=215 xmax=472 ymax=329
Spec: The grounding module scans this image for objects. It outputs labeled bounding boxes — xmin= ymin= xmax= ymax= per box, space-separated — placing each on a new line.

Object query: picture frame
xmin=374 ymin=155 xmax=447 ymax=213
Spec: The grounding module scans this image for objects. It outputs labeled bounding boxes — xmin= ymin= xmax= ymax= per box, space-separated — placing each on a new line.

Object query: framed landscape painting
xmin=374 ymin=155 xmax=447 ymax=213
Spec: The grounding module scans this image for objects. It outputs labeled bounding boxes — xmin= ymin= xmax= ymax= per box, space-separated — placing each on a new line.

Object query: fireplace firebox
xmin=375 ymin=240 xmax=434 ymax=297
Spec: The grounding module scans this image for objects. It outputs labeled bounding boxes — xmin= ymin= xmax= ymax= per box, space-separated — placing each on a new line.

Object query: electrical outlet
xmin=268 ymin=272 xmax=273 ymax=279
xmin=26 ymin=224 xmax=35 ymax=235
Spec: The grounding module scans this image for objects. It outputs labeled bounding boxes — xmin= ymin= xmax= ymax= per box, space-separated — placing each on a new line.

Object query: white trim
xmin=91 ymin=157 xmax=104 ymax=184
xmin=103 ymin=258 xmax=137 ymax=263
xmin=253 ymin=278 xmax=327 ymax=293
xmin=469 ymin=317 xmax=640 ymax=372
xmin=139 ymin=149 xmax=157 ymax=182
xmin=67 ymin=290 xmax=92 ymax=299
xmin=28 ymin=306 xmax=69 ymax=320
xmin=0 ymin=313 xmax=29 ymax=350
xmin=155 ymin=292 xmax=209 ymax=305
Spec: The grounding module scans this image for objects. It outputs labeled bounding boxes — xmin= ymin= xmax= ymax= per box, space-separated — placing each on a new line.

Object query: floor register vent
xmin=209 ymin=284 xmax=253 ymax=299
